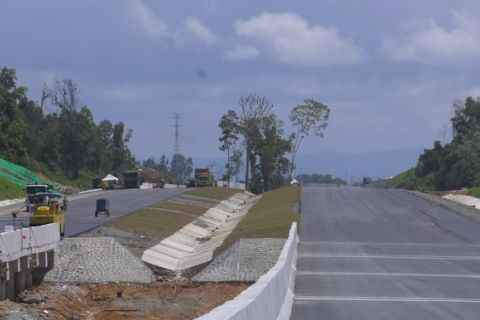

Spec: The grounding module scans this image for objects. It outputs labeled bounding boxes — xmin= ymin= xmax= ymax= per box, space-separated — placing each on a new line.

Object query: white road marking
xmin=297 ymin=271 xmax=480 ymax=278
xmin=294 ymin=296 xmax=480 ymax=303
xmin=300 ymin=241 xmax=480 ymax=247
xmin=298 ymin=253 xmax=480 ymax=260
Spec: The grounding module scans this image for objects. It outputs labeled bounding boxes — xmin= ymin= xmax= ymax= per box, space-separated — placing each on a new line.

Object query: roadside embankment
xmin=411 ymin=190 xmax=480 ymax=221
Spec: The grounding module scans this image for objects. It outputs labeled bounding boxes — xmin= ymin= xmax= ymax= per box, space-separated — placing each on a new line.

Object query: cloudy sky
xmin=2 ymin=0 xmax=480 ymax=172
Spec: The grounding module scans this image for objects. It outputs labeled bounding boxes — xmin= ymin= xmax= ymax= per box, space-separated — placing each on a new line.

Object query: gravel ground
xmin=44 ymin=237 xmax=154 ymax=284
xmin=410 ymin=190 xmax=480 ymax=221
xmin=193 ymin=238 xmax=286 ymax=282
xmin=79 ymin=225 xmax=161 ymax=258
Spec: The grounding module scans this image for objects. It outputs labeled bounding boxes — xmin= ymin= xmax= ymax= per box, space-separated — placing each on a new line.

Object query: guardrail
xmin=196 ymin=222 xmax=298 ymax=320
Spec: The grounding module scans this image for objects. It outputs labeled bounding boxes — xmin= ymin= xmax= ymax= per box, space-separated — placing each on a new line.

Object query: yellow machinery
xmin=29 ymin=193 xmax=65 ymax=236
xmin=194 ymin=168 xmax=214 ymax=187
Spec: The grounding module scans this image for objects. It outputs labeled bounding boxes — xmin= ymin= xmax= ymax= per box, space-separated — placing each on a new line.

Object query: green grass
xmin=107 ymin=208 xmax=195 ymax=239
xmin=185 ymin=187 xmax=241 ymax=200
xmin=214 ymin=186 xmax=300 ymax=257
xmin=106 ymin=189 xmax=239 ymax=240
xmin=468 ymin=187 xmax=480 ymax=199
xmin=0 ymin=178 xmax=24 ymax=200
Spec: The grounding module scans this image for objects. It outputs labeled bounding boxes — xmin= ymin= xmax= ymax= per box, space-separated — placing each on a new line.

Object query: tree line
xmin=218 ymin=93 xmax=331 ymax=194
xmin=393 ymin=96 xmax=480 ymax=191
xmin=142 ymin=153 xmax=194 ymax=184
xmin=0 ymin=66 xmax=136 ymax=182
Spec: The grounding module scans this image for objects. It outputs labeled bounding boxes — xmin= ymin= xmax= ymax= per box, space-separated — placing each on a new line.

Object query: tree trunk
xmin=245 ymin=143 xmax=250 ymax=191
xmin=227 ymin=147 xmax=230 ymax=188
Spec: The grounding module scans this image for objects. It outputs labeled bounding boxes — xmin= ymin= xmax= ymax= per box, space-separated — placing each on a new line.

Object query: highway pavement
xmin=65 ymin=188 xmax=185 ymax=236
xmin=291 ymin=185 xmax=480 ymax=320
xmin=0 ymin=188 xmax=185 ymax=236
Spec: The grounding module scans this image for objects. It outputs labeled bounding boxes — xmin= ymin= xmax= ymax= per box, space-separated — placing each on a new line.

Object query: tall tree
xmin=218 ymin=110 xmax=239 ymax=188
xmin=289 ymin=99 xmax=330 ymax=179
xmin=259 ymin=115 xmax=291 ymax=191
xmin=238 ymin=93 xmax=273 ymax=191
xmin=170 ymin=153 xmax=193 ymax=184
xmin=229 ymin=149 xmax=243 ymax=184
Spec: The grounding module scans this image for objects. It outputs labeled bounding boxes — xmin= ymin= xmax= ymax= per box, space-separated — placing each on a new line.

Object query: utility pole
xmin=172 ymin=113 xmax=181 ymax=156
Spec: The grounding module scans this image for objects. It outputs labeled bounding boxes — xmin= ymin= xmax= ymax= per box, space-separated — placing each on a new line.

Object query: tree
xmin=158 ymin=154 xmax=169 ymax=173
xmin=289 ymin=99 xmax=330 ymax=179
xmin=218 ymin=110 xmax=239 ymax=187
xmin=229 ymin=149 xmax=243 ymax=183
xmin=238 ymin=94 xmax=273 ymax=191
xmin=255 ymin=114 xmax=291 ymax=192
xmin=170 ymin=153 xmax=193 ymax=184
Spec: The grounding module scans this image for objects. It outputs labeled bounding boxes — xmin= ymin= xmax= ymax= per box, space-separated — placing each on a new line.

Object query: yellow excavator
xmin=29 ymin=193 xmax=66 ymax=237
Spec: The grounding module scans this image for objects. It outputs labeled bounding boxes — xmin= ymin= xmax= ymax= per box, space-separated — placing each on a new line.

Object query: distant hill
xmin=295 ymin=149 xmax=422 ymax=182
xmin=193 ymin=148 xmax=422 ymax=183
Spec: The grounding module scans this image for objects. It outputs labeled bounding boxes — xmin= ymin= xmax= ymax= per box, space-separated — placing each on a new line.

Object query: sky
xmin=2 ymin=0 xmax=480 ymax=176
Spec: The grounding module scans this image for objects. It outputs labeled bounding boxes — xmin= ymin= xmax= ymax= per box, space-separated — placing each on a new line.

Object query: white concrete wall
xmin=0 ymin=223 xmax=60 ymax=262
xmin=215 ymin=181 xmax=246 ymax=190
xmin=195 ymin=223 xmax=298 ymax=320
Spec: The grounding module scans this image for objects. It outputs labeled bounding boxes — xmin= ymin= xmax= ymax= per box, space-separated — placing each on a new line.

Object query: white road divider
xmin=195 ymin=223 xmax=298 ymax=320
xmin=141 ymin=192 xmax=258 ymax=271
xmin=442 ymin=194 xmax=480 ymax=209
xmin=0 ymin=223 xmax=60 ymax=262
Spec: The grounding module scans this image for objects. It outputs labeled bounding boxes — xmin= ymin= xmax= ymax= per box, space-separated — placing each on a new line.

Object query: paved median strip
xmin=297 ymin=271 xmax=480 ymax=278
xmin=298 ymin=253 xmax=480 ymax=260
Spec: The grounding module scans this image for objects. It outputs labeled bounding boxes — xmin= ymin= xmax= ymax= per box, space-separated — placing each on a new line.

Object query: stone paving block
xmin=192 ymin=238 xmax=286 ymax=282
xmin=45 ymin=237 xmax=154 ymax=284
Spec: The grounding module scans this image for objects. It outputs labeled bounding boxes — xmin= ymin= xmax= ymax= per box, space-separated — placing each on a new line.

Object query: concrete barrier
xmin=195 ymin=223 xmax=298 ymax=320
xmin=0 ymin=223 xmax=59 ymax=300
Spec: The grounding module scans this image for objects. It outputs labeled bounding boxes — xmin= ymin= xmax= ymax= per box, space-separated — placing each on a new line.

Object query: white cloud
xmin=130 ymin=3 xmax=216 ymax=47
xmin=384 ymin=12 xmax=480 ymax=64
xmin=130 ymin=1 xmax=169 ymax=38
xmin=224 ymin=45 xmax=259 ymax=60
xmin=234 ymin=12 xmax=363 ymax=66
xmin=176 ymin=17 xmax=217 ymax=46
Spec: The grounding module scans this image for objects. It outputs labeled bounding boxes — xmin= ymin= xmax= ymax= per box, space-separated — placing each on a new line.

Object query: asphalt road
xmin=292 ymin=185 xmax=480 ymax=320
xmin=65 ymin=188 xmax=185 ymax=236
xmin=0 ymin=188 xmax=185 ymax=236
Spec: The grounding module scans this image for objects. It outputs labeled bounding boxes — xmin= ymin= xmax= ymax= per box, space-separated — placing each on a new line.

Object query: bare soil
xmin=1 ymin=281 xmax=248 ymax=320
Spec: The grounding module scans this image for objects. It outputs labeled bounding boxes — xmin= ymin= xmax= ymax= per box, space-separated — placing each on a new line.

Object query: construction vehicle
xmin=123 ymin=170 xmax=140 ymax=188
xmin=194 ymin=168 xmax=214 ymax=187
xmin=25 ymin=184 xmax=59 ymax=212
xmin=29 ymin=192 xmax=65 ymax=236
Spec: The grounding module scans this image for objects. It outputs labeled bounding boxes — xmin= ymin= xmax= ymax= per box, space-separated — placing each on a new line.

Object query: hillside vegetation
xmin=0 ymin=66 xmax=136 ymax=188
xmin=390 ymin=97 xmax=480 ymax=191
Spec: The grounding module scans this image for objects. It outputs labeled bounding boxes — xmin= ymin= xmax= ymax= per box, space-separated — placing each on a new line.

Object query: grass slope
xmin=184 ymin=187 xmax=240 ymax=200
xmin=0 ymin=179 xmax=24 ymax=201
xmin=214 ymin=186 xmax=300 ymax=257
xmin=107 ymin=187 xmax=241 ymax=240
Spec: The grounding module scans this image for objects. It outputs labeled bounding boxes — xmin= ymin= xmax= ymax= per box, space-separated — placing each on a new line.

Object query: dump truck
xmin=194 ymin=168 xmax=214 ymax=187
xmin=123 ymin=170 xmax=140 ymax=188
xmin=29 ymin=192 xmax=66 ymax=236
